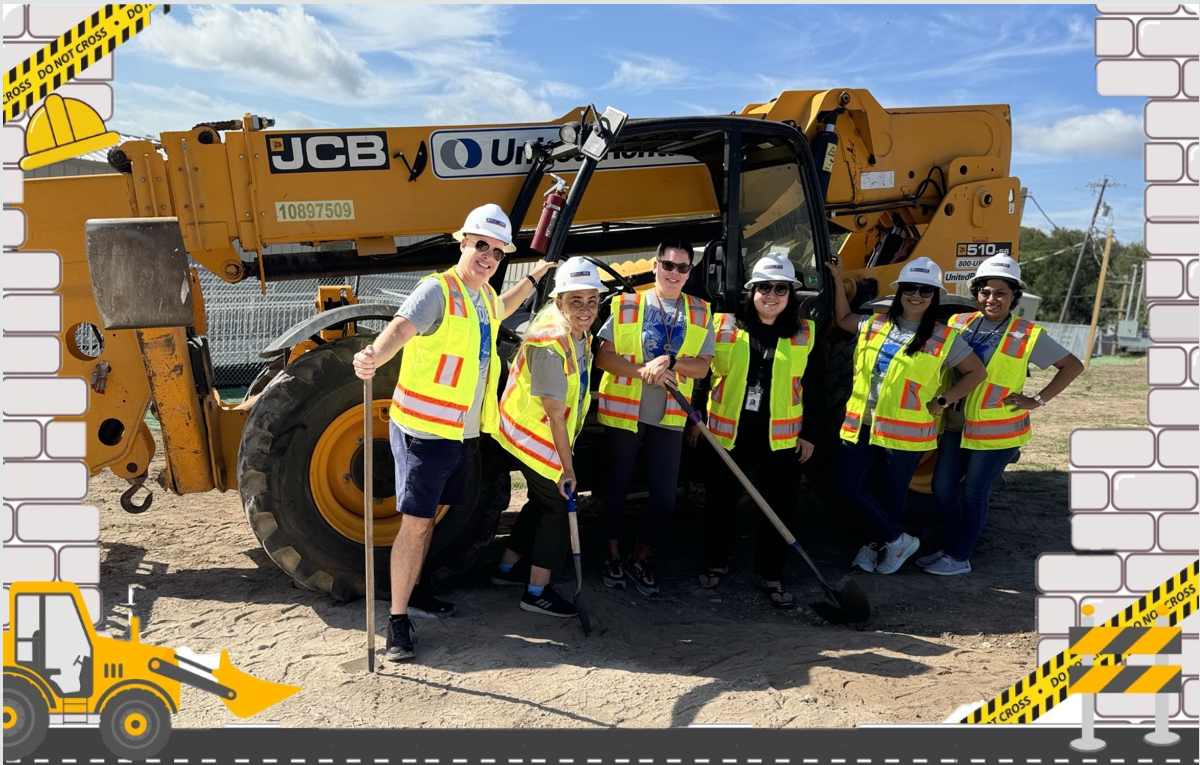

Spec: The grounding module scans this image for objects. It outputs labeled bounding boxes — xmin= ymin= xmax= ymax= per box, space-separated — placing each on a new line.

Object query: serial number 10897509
xmin=275 ymin=200 xmax=356 ymax=222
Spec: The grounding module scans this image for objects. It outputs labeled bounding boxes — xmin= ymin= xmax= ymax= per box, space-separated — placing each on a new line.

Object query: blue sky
xmin=111 ymin=4 xmax=1146 ymax=243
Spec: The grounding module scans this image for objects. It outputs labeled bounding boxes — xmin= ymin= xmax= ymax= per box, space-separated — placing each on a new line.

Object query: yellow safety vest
xmin=839 ymin=314 xmax=955 ymax=451
xmin=597 ymin=291 xmax=711 ymax=431
xmin=706 ymin=313 xmax=814 ymax=451
xmin=495 ymin=332 xmax=592 ymax=481
xmin=949 ymin=312 xmax=1043 ymax=451
xmin=389 ymin=270 xmax=502 ymax=441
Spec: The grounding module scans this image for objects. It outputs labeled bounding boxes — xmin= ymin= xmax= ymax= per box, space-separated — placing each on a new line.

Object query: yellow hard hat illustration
xmin=19 ymin=94 xmax=119 ymax=171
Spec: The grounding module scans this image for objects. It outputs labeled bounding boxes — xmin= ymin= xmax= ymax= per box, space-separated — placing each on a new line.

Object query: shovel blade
xmin=808 ymin=580 xmax=871 ymax=625
xmin=212 ymin=650 xmax=302 ymax=718
xmin=575 ymin=596 xmax=592 ymax=636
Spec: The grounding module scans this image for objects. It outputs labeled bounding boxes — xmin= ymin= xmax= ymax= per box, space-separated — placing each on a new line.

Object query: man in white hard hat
xmin=353 ymin=203 xmax=556 ymax=661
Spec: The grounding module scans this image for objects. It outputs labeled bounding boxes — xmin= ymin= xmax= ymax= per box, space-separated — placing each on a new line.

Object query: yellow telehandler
xmin=16 ymin=88 xmax=1021 ymax=601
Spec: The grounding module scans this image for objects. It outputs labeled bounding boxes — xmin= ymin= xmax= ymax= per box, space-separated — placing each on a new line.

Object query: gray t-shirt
xmin=598 ymin=293 xmax=716 ymax=431
xmin=528 ymin=334 xmax=590 ymax=409
xmin=855 ymin=315 xmax=973 ymax=427
xmin=395 ymin=277 xmax=494 ymax=440
xmin=943 ymin=316 xmax=1070 ymax=432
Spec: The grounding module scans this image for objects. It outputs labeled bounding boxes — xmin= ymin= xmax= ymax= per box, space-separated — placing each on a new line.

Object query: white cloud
xmin=136 ymin=5 xmax=384 ymax=104
xmin=109 ymin=82 xmax=327 ymax=137
xmin=420 ymin=69 xmax=556 ymax=125
xmin=314 ymin=4 xmax=507 ymax=53
xmin=605 ymin=54 xmax=691 ymax=94
xmin=535 ymin=81 xmax=585 ymax=100
xmin=1015 ymin=109 xmax=1143 ymax=160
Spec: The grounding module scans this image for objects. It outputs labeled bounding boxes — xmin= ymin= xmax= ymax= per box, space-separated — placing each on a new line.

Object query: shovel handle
xmin=566 ymin=489 xmax=583 ymax=595
xmin=668 ymin=386 xmax=834 ymax=592
xmin=363 ymin=378 xmax=376 ymax=673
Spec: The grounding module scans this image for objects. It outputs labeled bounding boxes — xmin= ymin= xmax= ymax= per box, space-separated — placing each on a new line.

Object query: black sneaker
xmin=490 ymin=565 xmax=526 ymax=587
xmin=408 ymin=590 xmax=455 ymax=620
xmin=385 ymin=614 xmax=416 ymax=662
xmin=602 ymin=557 xmax=627 ymax=590
xmin=628 ymin=558 xmax=659 ymax=596
xmin=519 ymin=585 xmax=577 ymax=618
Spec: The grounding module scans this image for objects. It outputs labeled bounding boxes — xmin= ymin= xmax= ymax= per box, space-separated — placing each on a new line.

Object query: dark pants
xmin=505 ymin=463 xmax=570 ymax=572
xmin=836 ymin=428 xmax=925 ymax=542
xmin=602 ymin=423 xmax=684 ymax=549
xmin=389 ymin=422 xmax=470 ymax=518
xmin=702 ymin=437 xmax=798 ymax=581
xmin=930 ymin=430 xmax=1018 ymax=561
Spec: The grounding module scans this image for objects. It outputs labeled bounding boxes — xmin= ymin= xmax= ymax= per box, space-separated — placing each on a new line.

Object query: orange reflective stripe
xmin=922 ymin=323 xmax=952 ymax=357
xmin=444 ymin=273 xmax=469 ymax=318
xmin=866 ymin=314 xmax=888 ymax=342
xmin=770 ymin=416 xmax=802 ymax=441
xmin=715 ymin=314 xmax=738 ymax=343
xmin=394 ymin=383 xmax=469 ymax=411
xmin=686 ymin=295 xmax=707 ymax=327
xmin=841 ymin=410 xmax=862 ymax=433
xmin=499 ymin=413 xmax=562 ymax=471
xmin=393 ymin=384 xmax=467 ymax=430
xmin=981 ymin=382 xmax=1010 ymax=409
xmin=435 ymin=355 xmax=464 ymax=387
xmin=708 ymin=411 xmax=736 ymax=440
xmin=710 ymin=377 xmax=726 ymax=405
xmin=964 ymin=411 xmax=1031 ymax=440
xmin=615 ymin=354 xmax=636 ymax=387
xmin=900 ymin=380 xmax=923 ymax=411
xmin=872 ymin=415 xmax=936 ymax=443
xmin=791 ymin=377 xmax=803 ymax=407
xmin=617 ymin=293 xmax=640 ymax=324
xmin=1000 ymin=318 xmax=1034 ymax=359
xmin=951 ymin=312 xmax=981 ymax=332
xmin=792 ymin=323 xmax=811 ymax=346
xmin=598 ymin=392 xmax=639 ymax=421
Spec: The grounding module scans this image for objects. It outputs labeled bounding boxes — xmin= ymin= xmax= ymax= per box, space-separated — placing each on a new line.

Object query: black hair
xmin=970 ymin=276 xmax=1023 ymax=309
xmin=887 ymin=284 xmax=942 ymax=356
xmin=656 ymin=239 xmax=695 ymax=263
xmin=736 ymin=283 xmax=803 ymax=339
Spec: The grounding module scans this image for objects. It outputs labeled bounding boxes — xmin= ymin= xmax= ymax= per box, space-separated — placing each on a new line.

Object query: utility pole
xmin=1084 ymin=230 xmax=1115 ymax=366
xmin=1059 ymin=177 xmax=1110 ymax=323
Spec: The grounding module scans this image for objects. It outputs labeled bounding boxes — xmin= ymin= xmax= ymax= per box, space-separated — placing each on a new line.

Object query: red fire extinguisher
xmin=530 ymin=173 xmax=568 ymax=254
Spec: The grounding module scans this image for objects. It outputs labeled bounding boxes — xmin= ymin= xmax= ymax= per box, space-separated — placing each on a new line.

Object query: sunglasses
xmin=754 ymin=282 xmax=792 ymax=297
xmin=899 ymin=284 xmax=936 ymax=298
xmin=656 ymin=259 xmax=692 ymax=274
xmin=469 ymin=238 xmax=506 ymax=262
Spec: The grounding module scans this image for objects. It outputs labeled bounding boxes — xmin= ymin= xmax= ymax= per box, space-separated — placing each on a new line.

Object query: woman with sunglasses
xmin=595 ymin=239 xmax=715 ymax=596
xmin=689 ymin=254 xmax=816 ymax=608
xmin=826 ymin=255 xmax=986 ymax=576
xmin=919 ymin=255 xmax=1082 ymax=576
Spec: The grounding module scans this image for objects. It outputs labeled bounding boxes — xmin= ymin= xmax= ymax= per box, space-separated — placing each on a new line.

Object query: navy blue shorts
xmin=390 ymin=422 xmax=471 ymax=519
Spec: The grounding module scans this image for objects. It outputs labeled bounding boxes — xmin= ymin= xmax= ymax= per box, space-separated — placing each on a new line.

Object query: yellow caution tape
xmin=3 ymin=4 xmax=170 ymax=124
xmin=960 ymin=558 xmax=1198 ymax=724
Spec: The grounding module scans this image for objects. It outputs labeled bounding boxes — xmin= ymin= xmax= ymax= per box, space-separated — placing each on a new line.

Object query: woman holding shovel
xmin=689 ymin=254 xmax=817 ymax=608
xmin=490 ymin=257 xmax=603 ymax=618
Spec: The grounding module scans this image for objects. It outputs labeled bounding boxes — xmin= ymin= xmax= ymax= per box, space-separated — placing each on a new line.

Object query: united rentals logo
xmin=266 ymin=131 xmax=389 ymax=174
xmin=429 ymin=126 xmax=699 ymax=179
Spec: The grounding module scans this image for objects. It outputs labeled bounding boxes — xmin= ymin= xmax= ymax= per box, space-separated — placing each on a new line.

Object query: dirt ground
xmin=90 ymin=358 xmax=1148 ymax=729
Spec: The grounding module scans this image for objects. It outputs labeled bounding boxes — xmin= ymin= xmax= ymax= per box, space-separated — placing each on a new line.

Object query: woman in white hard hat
xmin=826 ymin=255 xmax=986 ymax=575
xmin=689 ymin=254 xmax=817 ymax=608
xmin=919 ymin=254 xmax=1083 ymax=576
xmin=489 ymin=257 xmax=602 ymax=617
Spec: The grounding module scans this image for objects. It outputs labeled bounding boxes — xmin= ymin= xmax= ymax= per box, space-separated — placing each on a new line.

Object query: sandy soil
xmin=90 ymin=358 xmax=1148 ymax=729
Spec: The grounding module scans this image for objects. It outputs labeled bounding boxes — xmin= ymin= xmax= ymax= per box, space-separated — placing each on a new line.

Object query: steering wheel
xmin=584 ymin=256 xmax=638 ymax=296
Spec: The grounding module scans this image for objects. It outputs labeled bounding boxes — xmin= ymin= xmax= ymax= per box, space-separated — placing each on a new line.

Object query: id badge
xmin=746 ymin=384 xmax=763 ymax=412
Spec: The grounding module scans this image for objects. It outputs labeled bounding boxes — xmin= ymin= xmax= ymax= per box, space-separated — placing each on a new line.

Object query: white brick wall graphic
xmin=2 ymin=4 xmax=110 ymax=627
xmin=1032 ymin=4 xmax=1200 ymax=727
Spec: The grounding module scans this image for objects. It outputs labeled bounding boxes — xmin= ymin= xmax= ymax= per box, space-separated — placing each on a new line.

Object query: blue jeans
xmin=930 ymin=430 xmax=1018 ymax=561
xmin=837 ymin=428 xmax=925 ymax=542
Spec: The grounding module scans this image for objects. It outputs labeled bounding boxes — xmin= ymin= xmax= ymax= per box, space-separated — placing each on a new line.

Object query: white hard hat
xmin=550 ymin=256 xmax=605 ymax=295
xmin=973 ymin=254 xmax=1026 ymax=289
xmin=453 ymin=203 xmax=516 ymax=253
xmin=889 ymin=256 xmax=945 ymax=292
xmin=745 ymin=253 xmax=802 ymax=288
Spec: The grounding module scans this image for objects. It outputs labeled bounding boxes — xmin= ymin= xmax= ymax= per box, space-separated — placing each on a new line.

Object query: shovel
xmin=565 ymin=487 xmax=591 ymax=636
xmin=668 ymin=386 xmax=870 ymax=625
xmin=341 ymin=377 xmax=379 ymax=674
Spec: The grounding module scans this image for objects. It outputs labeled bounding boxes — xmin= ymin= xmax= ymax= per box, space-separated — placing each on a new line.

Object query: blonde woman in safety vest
xmin=595 ymin=239 xmax=715 ymax=596
xmin=827 ymin=255 xmax=986 ymax=575
xmin=352 ymin=203 xmax=556 ymax=662
xmin=488 ymin=257 xmax=603 ymax=618
xmin=690 ymin=254 xmax=816 ymax=608
xmin=918 ymin=255 xmax=1083 ymax=576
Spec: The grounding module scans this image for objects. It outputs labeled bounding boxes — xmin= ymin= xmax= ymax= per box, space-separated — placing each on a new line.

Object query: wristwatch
xmin=668 ymin=354 xmax=678 ymax=370
xmin=936 ymin=395 xmax=948 ymax=408
xmin=1033 ymin=394 xmax=1046 ymax=407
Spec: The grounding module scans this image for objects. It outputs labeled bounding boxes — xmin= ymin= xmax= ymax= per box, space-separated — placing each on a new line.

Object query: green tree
xmin=1018 ymin=227 xmax=1146 ymax=326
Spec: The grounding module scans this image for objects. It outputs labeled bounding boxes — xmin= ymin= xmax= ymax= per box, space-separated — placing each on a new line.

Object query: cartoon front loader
xmin=4 ymin=582 xmax=299 ymax=760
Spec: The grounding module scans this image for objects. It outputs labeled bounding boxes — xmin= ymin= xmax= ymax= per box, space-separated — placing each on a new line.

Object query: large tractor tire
xmin=98 ymin=688 xmax=171 ymax=760
xmin=3 ymin=677 xmax=49 ymax=760
xmin=238 ymin=335 xmax=511 ymax=601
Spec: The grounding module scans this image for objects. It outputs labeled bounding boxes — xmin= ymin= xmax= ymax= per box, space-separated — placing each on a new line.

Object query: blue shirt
xmin=640 ymin=295 xmax=687 ymax=360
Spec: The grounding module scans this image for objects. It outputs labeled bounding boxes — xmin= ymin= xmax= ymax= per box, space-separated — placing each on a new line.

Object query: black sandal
xmin=759 ymin=579 xmax=795 ymax=609
xmin=698 ymin=568 xmax=728 ymax=589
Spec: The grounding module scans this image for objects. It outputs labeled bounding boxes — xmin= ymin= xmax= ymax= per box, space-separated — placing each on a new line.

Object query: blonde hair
xmin=524 ymin=298 xmax=571 ymax=342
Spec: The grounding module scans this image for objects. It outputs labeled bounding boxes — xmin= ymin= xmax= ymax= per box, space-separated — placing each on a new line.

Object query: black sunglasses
xmin=470 ymin=238 xmax=506 ymax=261
xmin=899 ymin=283 xmax=936 ymax=298
xmin=754 ymin=282 xmax=792 ymax=297
xmin=656 ymin=259 xmax=692 ymax=274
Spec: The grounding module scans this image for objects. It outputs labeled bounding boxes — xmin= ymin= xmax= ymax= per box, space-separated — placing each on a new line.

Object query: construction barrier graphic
xmin=2 ymin=4 xmax=169 ymax=123
xmin=1068 ymin=665 xmax=1182 ymax=695
xmin=960 ymin=558 xmax=1198 ymax=724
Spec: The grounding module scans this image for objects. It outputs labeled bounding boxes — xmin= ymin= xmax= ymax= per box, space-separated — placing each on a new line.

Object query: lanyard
xmin=748 ymin=332 xmax=775 ymax=386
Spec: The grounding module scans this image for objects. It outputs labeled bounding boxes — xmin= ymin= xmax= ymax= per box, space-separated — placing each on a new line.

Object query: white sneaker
xmin=924 ymin=555 xmax=971 ymax=576
xmin=852 ymin=544 xmax=880 ymax=573
xmin=875 ymin=533 xmax=920 ymax=575
xmin=916 ymin=549 xmax=946 ymax=568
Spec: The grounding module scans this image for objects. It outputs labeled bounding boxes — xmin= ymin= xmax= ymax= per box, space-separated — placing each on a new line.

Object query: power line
xmin=1023 ymin=193 xmax=1061 ymax=231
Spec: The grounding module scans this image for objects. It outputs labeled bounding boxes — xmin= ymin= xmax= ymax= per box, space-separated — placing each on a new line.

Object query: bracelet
xmin=526 ymin=274 xmax=538 ymax=288
xmin=668 ymin=354 xmax=677 ymax=370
